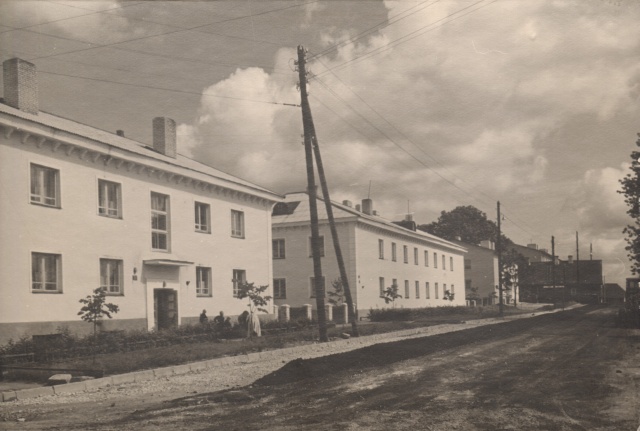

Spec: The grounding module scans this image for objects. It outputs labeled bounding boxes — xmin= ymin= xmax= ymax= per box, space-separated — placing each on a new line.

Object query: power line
xmin=18 ymin=0 xmax=321 ymax=61
xmin=38 ymin=69 xmax=300 ymax=107
xmin=316 ymin=0 xmax=497 ymax=78
xmin=310 ymin=55 xmax=539 ymax=237
xmin=309 ymin=0 xmax=441 ymax=61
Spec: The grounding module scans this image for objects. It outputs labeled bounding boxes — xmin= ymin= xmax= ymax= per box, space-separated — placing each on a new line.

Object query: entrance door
xmin=154 ymin=289 xmax=178 ymax=330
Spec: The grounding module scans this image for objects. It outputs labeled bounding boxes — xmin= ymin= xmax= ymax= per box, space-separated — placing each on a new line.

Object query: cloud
xmin=176 ymin=0 xmax=640 ymax=246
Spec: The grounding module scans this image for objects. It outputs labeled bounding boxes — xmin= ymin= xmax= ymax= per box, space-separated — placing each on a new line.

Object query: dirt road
xmin=2 ymin=306 xmax=638 ymax=430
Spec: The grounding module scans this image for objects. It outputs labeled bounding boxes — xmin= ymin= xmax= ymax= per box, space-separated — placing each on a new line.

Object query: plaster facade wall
xmin=355 ymin=224 xmax=466 ymax=312
xmin=0 ymin=120 xmax=276 ymax=344
xmin=272 ymin=221 xmax=356 ymax=310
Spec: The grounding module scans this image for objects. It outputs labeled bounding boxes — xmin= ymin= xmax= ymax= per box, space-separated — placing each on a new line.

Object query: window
xmin=435 ymin=282 xmax=439 ymax=299
xmin=151 ymin=192 xmax=170 ymax=251
xmin=404 ymin=280 xmax=410 ymax=299
xmin=274 ymin=278 xmax=287 ymax=299
xmin=434 ymin=252 xmax=438 ymax=268
xmin=378 ymin=239 xmax=384 ymax=259
xmin=403 ymin=246 xmax=408 ymax=263
xmin=195 ymin=202 xmax=210 ymax=233
xmin=379 ymin=277 xmax=385 ymax=297
xmin=442 ymin=255 xmax=446 ymax=270
xmin=424 ymin=250 xmax=429 ymax=267
xmin=100 ymin=259 xmax=123 ymax=295
xmin=196 ymin=267 xmax=211 ymax=297
xmin=232 ymin=269 xmax=246 ymax=298
xmin=465 ymin=279 xmax=472 ymax=289
xmin=425 ymin=282 xmax=430 ymax=299
xmin=231 ymin=210 xmax=245 ymax=238
xmin=32 ymin=252 xmax=61 ymax=292
xmin=414 ymin=248 xmax=419 ymax=265
xmin=391 ymin=243 xmax=397 ymax=261
xmin=273 ymin=239 xmax=286 ymax=259
xmin=98 ymin=179 xmax=121 ymax=218
xmin=310 ymin=276 xmax=325 ymax=298
xmin=30 ymin=164 xmax=59 ymax=207
xmin=465 ymin=259 xmax=472 ymax=270
xmin=308 ymin=236 xmax=325 ymax=257
xmin=450 ymin=256 xmax=454 ymax=271
xmin=392 ymin=278 xmax=398 ymax=296
xmin=443 ymin=283 xmax=447 ymax=298
xmin=415 ymin=281 xmax=420 ymax=299
xmin=451 ymin=284 xmax=455 ymax=295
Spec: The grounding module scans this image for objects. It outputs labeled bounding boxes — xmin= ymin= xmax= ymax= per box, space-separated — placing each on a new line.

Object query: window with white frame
xmin=415 ymin=280 xmax=420 ymax=298
xmin=232 ymin=269 xmax=246 ymax=298
xmin=434 ymin=252 xmax=438 ymax=268
xmin=310 ymin=276 xmax=325 ymax=298
xmin=31 ymin=252 xmax=61 ymax=292
xmin=414 ymin=247 xmax=419 ymax=265
xmin=379 ymin=276 xmax=385 ymax=297
xmin=151 ymin=192 xmax=170 ymax=251
xmin=196 ymin=267 xmax=212 ymax=297
xmin=403 ymin=245 xmax=408 ymax=264
xmin=435 ymin=282 xmax=439 ymax=299
xmin=274 ymin=278 xmax=287 ymax=299
xmin=378 ymin=239 xmax=384 ymax=259
xmin=231 ymin=210 xmax=245 ymax=238
xmin=30 ymin=164 xmax=60 ymax=207
xmin=404 ymin=280 xmax=410 ymax=299
xmin=98 ymin=179 xmax=121 ymax=218
xmin=450 ymin=256 xmax=454 ymax=271
xmin=273 ymin=239 xmax=286 ymax=259
xmin=391 ymin=243 xmax=397 ymax=261
xmin=308 ymin=236 xmax=325 ymax=257
xmin=194 ymin=202 xmax=210 ymax=233
xmin=424 ymin=250 xmax=429 ymax=267
xmin=100 ymin=258 xmax=123 ymax=295
xmin=425 ymin=282 xmax=430 ymax=299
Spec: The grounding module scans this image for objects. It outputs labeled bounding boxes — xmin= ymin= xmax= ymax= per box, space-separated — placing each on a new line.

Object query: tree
xmin=236 ymin=281 xmax=272 ymax=313
xmin=380 ymin=282 xmax=402 ymax=308
xmin=78 ymin=288 xmax=120 ymax=337
xmin=418 ymin=206 xmax=500 ymax=245
xmin=619 ymin=133 xmax=640 ymax=275
xmin=443 ymin=290 xmax=455 ymax=301
xmin=327 ymin=278 xmax=345 ymax=306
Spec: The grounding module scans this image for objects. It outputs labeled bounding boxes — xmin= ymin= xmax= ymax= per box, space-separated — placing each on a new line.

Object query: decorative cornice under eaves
xmin=0 ymin=123 xmax=281 ymax=207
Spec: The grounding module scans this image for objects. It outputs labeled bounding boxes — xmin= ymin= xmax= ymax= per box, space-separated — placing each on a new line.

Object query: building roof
xmin=0 ymin=102 xmax=282 ymax=201
xmin=449 ymin=239 xmax=497 ymax=256
xmin=272 ymin=192 xmax=467 ymax=253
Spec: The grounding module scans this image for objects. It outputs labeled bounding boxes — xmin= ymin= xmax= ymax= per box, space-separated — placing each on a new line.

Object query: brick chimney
xmin=152 ymin=117 xmax=177 ymax=158
xmin=362 ymin=198 xmax=373 ymax=215
xmin=3 ymin=58 xmax=38 ymax=114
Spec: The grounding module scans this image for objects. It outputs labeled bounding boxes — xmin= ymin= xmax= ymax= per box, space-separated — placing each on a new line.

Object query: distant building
xmin=450 ymin=239 xmax=519 ymax=306
xmin=519 ymin=257 xmax=603 ymax=304
xmin=272 ymin=193 xmax=467 ymax=316
xmin=0 ymin=58 xmax=281 ymax=344
xmin=603 ymin=283 xmax=625 ymax=306
xmin=509 ymin=243 xmax=552 ymax=264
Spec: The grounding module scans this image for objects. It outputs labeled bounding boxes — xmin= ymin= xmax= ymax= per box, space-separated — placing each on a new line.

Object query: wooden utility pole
xmin=297 ymin=46 xmax=359 ymax=336
xmin=297 ymin=45 xmax=328 ymax=342
xmin=576 ymin=231 xmax=580 ymax=299
xmin=497 ymin=201 xmax=503 ymax=317
xmin=551 ymin=235 xmax=556 ymax=303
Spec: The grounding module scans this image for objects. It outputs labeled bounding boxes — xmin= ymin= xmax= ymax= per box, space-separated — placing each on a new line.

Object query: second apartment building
xmin=272 ymin=193 xmax=467 ymax=315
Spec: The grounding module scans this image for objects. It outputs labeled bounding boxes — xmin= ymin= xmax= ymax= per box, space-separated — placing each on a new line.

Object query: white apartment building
xmin=272 ymin=192 xmax=467 ymax=316
xmin=0 ymin=58 xmax=281 ymax=344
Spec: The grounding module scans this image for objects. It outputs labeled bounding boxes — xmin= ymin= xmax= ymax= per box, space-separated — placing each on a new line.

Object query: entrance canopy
xmin=143 ymin=259 xmax=193 ymax=266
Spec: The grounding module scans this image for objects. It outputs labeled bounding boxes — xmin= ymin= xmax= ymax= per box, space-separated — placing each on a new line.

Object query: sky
xmin=1 ymin=0 xmax=638 ymax=287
